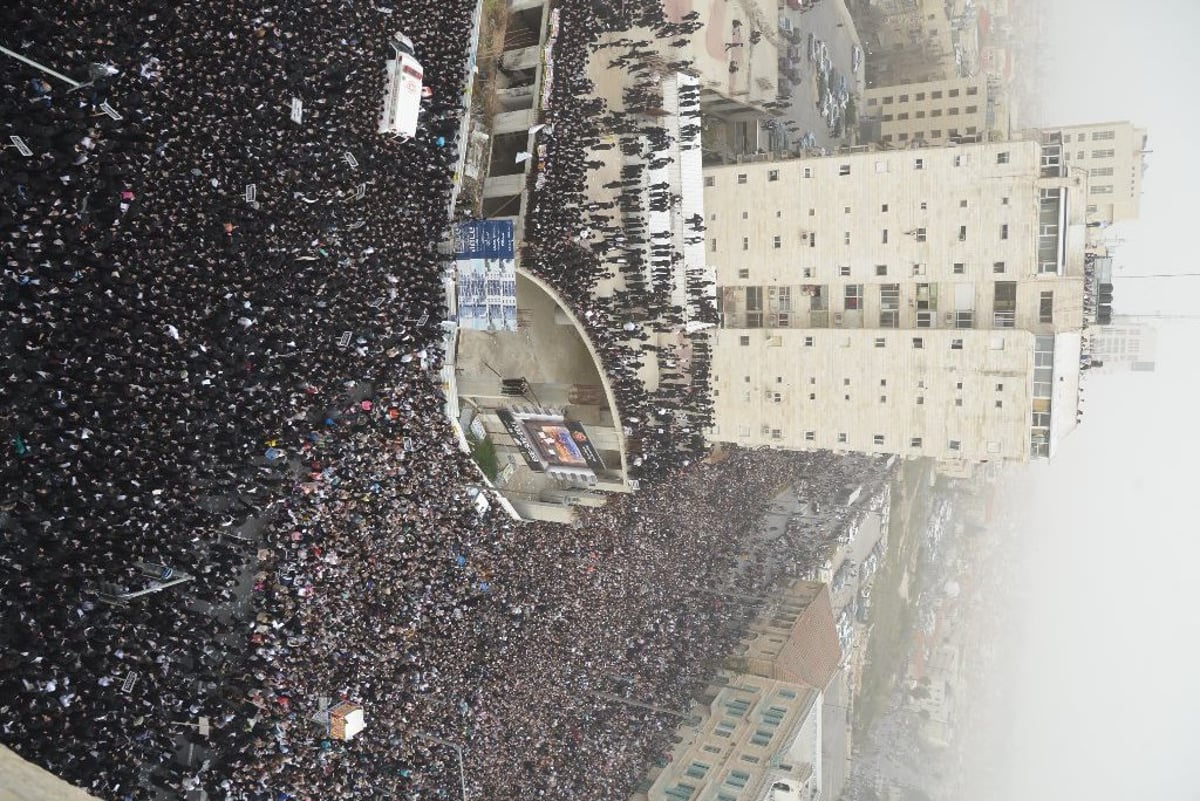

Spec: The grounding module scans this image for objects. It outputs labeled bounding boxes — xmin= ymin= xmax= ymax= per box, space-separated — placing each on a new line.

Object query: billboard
xmin=456 ymin=220 xmax=516 ymax=331
xmin=455 ymin=220 xmax=515 ymax=259
xmin=497 ymin=411 xmax=605 ymax=473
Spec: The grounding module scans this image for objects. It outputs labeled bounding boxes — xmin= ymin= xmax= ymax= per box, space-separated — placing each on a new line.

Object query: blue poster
xmin=456 ymin=220 xmax=515 ymax=259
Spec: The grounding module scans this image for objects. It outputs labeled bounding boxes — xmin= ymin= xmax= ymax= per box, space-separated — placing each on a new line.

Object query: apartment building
xmin=634 ymin=581 xmax=841 ymax=801
xmin=1049 ymin=120 xmax=1147 ymax=224
xmin=860 ymin=74 xmax=1010 ymax=146
xmin=1089 ymin=316 xmax=1157 ymax=373
xmin=701 ymin=139 xmax=1086 ymax=469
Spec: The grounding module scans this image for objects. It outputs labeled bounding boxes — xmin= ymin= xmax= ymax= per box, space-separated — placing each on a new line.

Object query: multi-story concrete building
xmin=1089 ymin=315 xmax=1157 ymax=373
xmin=1049 ymin=120 xmax=1148 ymax=225
xmin=701 ymin=138 xmax=1086 ymax=470
xmin=635 ymin=580 xmax=842 ymax=801
xmin=860 ymin=74 xmax=1010 ymax=146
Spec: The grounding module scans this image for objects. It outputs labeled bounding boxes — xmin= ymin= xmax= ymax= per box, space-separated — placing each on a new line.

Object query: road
xmin=770 ymin=0 xmax=863 ymax=152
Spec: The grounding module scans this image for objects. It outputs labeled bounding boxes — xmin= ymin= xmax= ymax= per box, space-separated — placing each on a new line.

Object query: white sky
xmin=999 ymin=2 xmax=1200 ymax=798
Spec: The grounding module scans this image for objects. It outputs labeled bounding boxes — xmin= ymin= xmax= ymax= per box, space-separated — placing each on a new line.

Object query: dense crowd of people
xmin=2 ymin=1 xmax=898 ymax=800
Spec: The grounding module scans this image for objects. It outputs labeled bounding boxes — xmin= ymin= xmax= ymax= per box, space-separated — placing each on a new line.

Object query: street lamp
xmin=410 ymin=731 xmax=467 ymax=801
xmin=0 ymin=45 xmax=83 ymax=89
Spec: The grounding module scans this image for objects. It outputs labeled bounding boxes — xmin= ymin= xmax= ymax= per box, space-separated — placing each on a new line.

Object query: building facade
xmin=635 ymin=580 xmax=841 ymax=801
xmin=701 ymin=139 xmax=1086 ymax=468
xmin=860 ymin=74 xmax=1010 ymax=147
xmin=1048 ymin=120 xmax=1147 ymax=225
xmin=1088 ymin=315 xmax=1157 ymax=373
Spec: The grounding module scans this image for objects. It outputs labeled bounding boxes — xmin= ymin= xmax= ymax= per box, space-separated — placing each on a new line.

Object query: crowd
xmin=2 ymin=1 xmax=895 ymax=800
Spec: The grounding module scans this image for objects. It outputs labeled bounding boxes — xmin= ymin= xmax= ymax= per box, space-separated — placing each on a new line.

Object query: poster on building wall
xmin=455 ymin=220 xmax=516 ymax=331
xmin=496 ymin=410 xmax=604 ymax=474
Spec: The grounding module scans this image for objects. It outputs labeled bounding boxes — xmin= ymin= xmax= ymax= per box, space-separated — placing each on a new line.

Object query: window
xmin=844 ymin=284 xmax=863 ymax=310
xmin=882 ymin=95 xmax=894 ymax=104
xmin=914 ymin=227 xmax=927 ymax=242
xmin=995 ymin=383 xmax=1004 ymax=391
xmin=899 ymin=93 xmax=909 ymax=102
xmin=880 ymin=379 xmax=887 ymax=386
xmin=704 ymin=176 xmax=715 ymax=187
xmin=882 ymin=114 xmax=894 ymax=122
xmin=881 ymin=203 xmax=889 ymax=212
xmin=742 ymin=211 xmax=749 ymax=219
xmin=995 ymin=400 xmax=1004 ymax=409
xmin=768 ymin=169 xmax=779 ymax=181
xmin=1039 ymin=290 xmax=1054 ymax=323
xmin=803 ymin=267 xmax=813 ymax=278
xmin=1001 ymin=196 xmax=1010 ymax=205
xmin=948 ymin=107 xmax=959 ymax=116
xmin=839 ymin=265 xmax=851 ymax=277
xmin=839 ymin=164 xmax=851 ymax=176
xmin=737 ymin=268 xmax=749 ymax=279
xmin=838 ymin=433 xmax=847 ymax=443
xmin=805 ymin=431 xmax=815 ymax=442
xmin=737 ymin=173 xmax=747 ymax=184
xmin=773 ymin=236 xmax=782 ymax=249
xmin=875 ymin=264 xmax=888 ymax=276
xmin=711 ymin=238 xmax=717 ymax=252
xmin=966 ymin=85 xmax=979 ymax=96
xmin=996 ymin=151 xmax=1010 ymax=164
xmin=1091 ymin=167 xmax=1114 ymax=177
xmin=843 ymin=378 xmax=851 ymax=386
xmin=931 ymin=90 xmax=943 ymax=99
xmin=916 ymin=395 xmax=924 ymax=405
xmin=867 ymin=97 xmax=878 ymax=106
xmin=804 ymin=336 xmax=814 ymax=347
xmin=914 ymin=158 xmax=924 ymax=170
xmin=993 ymin=261 xmax=1006 ymax=274
xmin=951 ymin=338 xmax=963 ymax=350
xmin=1091 ymin=129 xmax=1116 ymax=141
xmin=915 ymin=110 xmax=926 ymax=118
xmin=742 ymin=237 xmax=750 ymax=250
xmin=1091 ymin=184 xmax=1113 ymax=195
xmin=911 ymin=437 xmax=923 ymax=448
xmin=953 ymin=262 xmax=965 ymax=274
xmin=1092 ymin=148 xmax=1115 ymax=158
xmin=879 ymin=395 xmax=887 ymax=403
xmin=897 ymin=112 xmax=909 ymax=121
xmin=685 ymin=763 xmax=711 ymax=780
xmin=898 ymin=132 xmax=908 ymax=141
xmin=930 ymin=108 xmax=942 ymax=117
xmin=949 ymin=439 xmax=961 ymax=451
xmin=955 ymin=398 xmax=963 ymax=407
xmin=930 ymin=129 xmax=942 ymax=138
xmin=881 ymin=229 xmax=889 ymax=244
xmin=1000 ymin=223 xmax=1009 ymax=240
xmin=739 ymin=335 xmax=750 ymax=346
xmin=949 ymin=88 xmax=960 ymax=97
xmin=958 ymin=225 xmax=967 ymax=241
xmin=911 ymin=262 xmax=926 ymax=276
xmin=915 ymin=92 xmax=925 ymax=100
xmin=912 ymin=337 xmax=924 ymax=349
xmin=873 ymin=434 xmax=885 ymax=446
xmin=726 ymin=771 xmax=751 ymax=789
xmin=966 ymin=105 xmax=978 ymax=114
xmin=879 ymin=283 xmax=899 ymax=327
xmin=844 ymin=206 xmax=852 ymax=214
xmin=843 ymin=231 xmax=851 ymax=245
xmin=916 ymin=311 xmax=932 ymax=327
xmin=874 ymin=337 xmax=886 ymax=348
xmin=803 ymin=167 xmax=813 ymax=178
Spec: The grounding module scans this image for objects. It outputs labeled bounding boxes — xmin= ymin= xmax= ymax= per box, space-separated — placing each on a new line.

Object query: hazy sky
xmin=1001 ymin=2 xmax=1200 ymax=799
